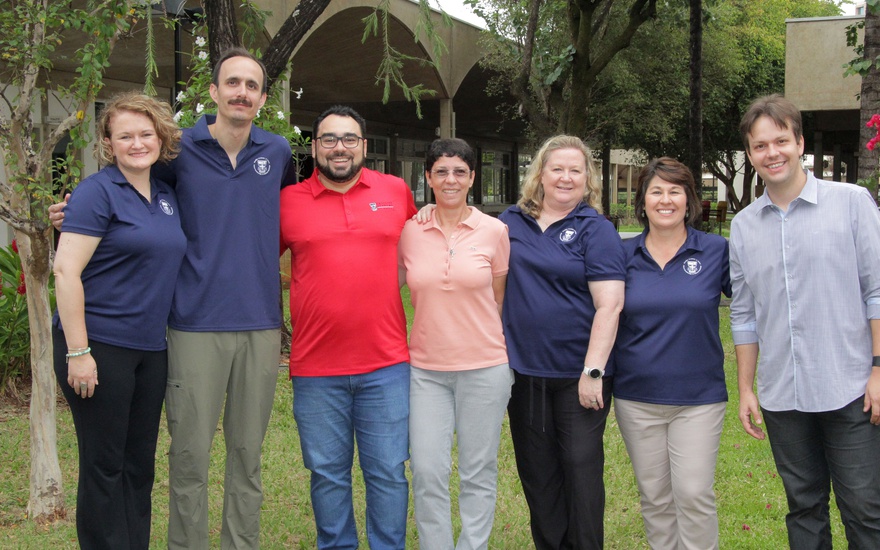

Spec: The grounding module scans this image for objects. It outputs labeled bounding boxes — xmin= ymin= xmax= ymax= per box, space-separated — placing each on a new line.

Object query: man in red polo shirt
xmin=280 ymin=105 xmax=416 ymax=549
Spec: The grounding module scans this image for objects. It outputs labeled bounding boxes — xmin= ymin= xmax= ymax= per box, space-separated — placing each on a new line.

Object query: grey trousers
xmin=409 ymin=364 xmax=513 ymax=550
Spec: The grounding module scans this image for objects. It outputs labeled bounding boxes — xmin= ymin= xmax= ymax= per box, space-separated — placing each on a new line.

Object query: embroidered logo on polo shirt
xmin=159 ymin=199 xmax=174 ymax=216
xmin=683 ymin=258 xmax=702 ymax=275
xmin=559 ymin=228 xmax=577 ymax=242
xmin=369 ymin=202 xmax=394 ymax=211
xmin=253 ymin=157 xmax=271 ymax=175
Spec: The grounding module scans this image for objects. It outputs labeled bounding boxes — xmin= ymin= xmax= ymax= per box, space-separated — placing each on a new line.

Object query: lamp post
xmin=152 ymin=1 xmax=203 ymax=108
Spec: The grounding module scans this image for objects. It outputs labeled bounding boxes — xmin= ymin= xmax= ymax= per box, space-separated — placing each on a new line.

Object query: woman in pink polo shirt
xmin=399 ymin=138 xmax=512 ymax=550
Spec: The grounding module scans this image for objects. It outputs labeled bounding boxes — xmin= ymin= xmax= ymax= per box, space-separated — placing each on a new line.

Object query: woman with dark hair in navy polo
xmin=500 ymin=135 xmax=625 ymax=550
xmin=613 ymin=157 xmax=731 ymax=550
xmin=53 ymin=92 xmax=186 ymax=550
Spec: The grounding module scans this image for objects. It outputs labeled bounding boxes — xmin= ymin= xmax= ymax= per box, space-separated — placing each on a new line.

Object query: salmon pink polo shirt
xmin=399 ymin=207 xmax=510 ymax=371
xmin=280 ymin=168 xmax=417 ymax=377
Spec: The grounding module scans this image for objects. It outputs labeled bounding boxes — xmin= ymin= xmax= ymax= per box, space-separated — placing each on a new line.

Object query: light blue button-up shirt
xmin=730 ymin=170 xmax=880 ymax=412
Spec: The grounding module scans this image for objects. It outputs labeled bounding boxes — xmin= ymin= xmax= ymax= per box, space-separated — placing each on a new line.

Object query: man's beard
xmin=316 ymin=153 xmax=364 ymax=184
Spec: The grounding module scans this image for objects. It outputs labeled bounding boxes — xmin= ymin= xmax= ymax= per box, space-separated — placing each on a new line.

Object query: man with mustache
xmin=280 ymin=105 xmax=416 ymax=549
xmin=51 ymin=48 xmax=294 ymax=549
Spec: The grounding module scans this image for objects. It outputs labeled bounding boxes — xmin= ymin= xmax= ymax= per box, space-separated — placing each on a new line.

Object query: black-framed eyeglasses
xmin=430 ymin=168 xmax=472 ymax=180
xmin=316 ymin=134 xmax=364 ymax=149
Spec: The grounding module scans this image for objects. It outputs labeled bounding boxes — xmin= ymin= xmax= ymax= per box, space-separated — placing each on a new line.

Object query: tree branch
xmin=262 ymin=0 xmax=333 ymax=84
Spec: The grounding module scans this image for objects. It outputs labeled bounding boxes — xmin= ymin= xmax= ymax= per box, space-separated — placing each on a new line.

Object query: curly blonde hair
xmin=517 ymin=135 xmax=602 ymax=218
xmin=97 ymin=91 xmax=181 ymax=166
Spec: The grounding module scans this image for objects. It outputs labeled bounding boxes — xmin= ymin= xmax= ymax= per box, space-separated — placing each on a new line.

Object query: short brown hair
xmin=211 ymin=47 xmax=268 ymax=94
xmin=740 ymin=94 xmax=803 ymax=151
xmin=97 ymin=91 xmax=181 ymax=166
xmin=517 ymin=135 xmax=602 ymax=217
xmin=634 ymin=157 xmax=702 ymax=228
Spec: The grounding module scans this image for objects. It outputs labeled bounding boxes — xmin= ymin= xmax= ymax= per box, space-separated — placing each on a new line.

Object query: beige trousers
xmin=614 ymin=399 xmax=726 ymax=550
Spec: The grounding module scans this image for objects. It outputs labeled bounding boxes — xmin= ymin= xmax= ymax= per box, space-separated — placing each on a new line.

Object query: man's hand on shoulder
xmin=48 ymin=193 xmax=70 ymax=231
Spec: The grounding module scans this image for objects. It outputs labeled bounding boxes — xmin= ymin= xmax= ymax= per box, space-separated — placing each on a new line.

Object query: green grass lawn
xmin=0 ymin=303 xmax=847 ymax=548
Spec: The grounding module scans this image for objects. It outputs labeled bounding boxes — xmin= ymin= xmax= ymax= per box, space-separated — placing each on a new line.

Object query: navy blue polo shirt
xmin=500 ymin=203 xmax=625 ymax=378
xmin=159 ymin=115 xmax=292 ymax=332
xmin=53 ymin=165 xmax=187 ymax=351
xmin=613 ymin=227 xmax=731 ymax=405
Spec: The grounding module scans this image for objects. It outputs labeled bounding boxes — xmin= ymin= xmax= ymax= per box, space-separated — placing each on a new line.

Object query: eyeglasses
xmin=316 ymin=134 xmax=364 ymax=149
xmin=430 ymin=168 xmax=472 ymax=180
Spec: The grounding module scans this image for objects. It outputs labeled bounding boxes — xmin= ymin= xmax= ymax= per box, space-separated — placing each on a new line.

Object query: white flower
xmin=175 ymin=91 xmax=186 ymax=102
xmin=256 ymin=108 xmax=262 ymax=118
xmin=293 ymin=126 xmax=301 ymax=135
xmin=173 ymin=111 xmax=183 ymax=122
xmin=277 ymin=111 xmax=285 ymax=120
xmin=196 ymin=103 xmax=204 ymax=113
xmin=293 ymin=87 xmax=303 ymax=99
xmin=195 ymin=36 xmax=206 ymax=48
xmin=198 ymin=51 xmax=208 ymax=60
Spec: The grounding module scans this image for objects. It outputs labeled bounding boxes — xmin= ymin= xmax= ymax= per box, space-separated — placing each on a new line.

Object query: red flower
xmin=17 ymin=272 xmax=25 ymax=295
xmin=742 ymin=524 xmax=751 ymax=531
xmin=11 ymin=239 xmax=18 ymax=253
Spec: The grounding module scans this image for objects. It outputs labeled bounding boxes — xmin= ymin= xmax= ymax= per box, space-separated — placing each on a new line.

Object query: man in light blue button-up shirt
xmin=730 ymin=94 xmax=880 ymax=550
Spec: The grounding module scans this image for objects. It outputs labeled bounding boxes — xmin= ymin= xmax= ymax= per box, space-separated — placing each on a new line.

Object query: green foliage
xmin=170 ymin=13 xmax=309 ymax=153
xmin=845 ymin=0 xmax=880 ymax=77
xmin=604 ymin=0 xmax=837 ymax=162
xmin=0 ymin=243 xmax=29 ymax=390
xmin=609 ymin=203 xmax=637 ymax=225
xmin=0 ymin=1 xmax=137 ymax=224
xmin=0 ymin=242 xmax=54 ymax=392
xmin=361 ymin=0 xmax=447 ymax=119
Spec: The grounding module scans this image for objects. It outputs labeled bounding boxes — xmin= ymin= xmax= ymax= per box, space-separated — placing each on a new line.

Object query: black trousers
xmin=763 ymin=397 xmax=880 ymax=550
xmin=508 ymin=371 xmax=613 ymax=550
xmin=54 ymin=326 xmax=167 ymax=550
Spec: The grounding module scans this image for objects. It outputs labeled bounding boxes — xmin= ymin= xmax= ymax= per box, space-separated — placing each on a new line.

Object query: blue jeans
xmin=763 ymin=396 xmax=880 ymax=550
xmin=292 ymin=362 xmax=410 ymax=550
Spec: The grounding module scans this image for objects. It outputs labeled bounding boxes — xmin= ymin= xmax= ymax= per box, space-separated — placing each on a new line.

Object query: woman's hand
xmin=578 ymin=374 xmax=603 ymax=410
xmin=68 ymin=353 xmax=99 ymax=399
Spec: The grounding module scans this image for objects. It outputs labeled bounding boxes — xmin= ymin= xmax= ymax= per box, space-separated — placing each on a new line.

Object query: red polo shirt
xmin=280 ymin=168 xmax=417 ymax=377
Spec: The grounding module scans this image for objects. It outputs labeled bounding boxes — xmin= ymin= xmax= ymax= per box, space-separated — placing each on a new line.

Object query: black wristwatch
xmin=583 ymin=366 xmax=604 ymax=379
xmin=872 ymin=356 xmax=880 ymax=367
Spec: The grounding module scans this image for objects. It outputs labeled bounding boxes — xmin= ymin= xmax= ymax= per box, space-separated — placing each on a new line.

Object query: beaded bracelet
xmin=66 ymin=347 xmax=92 ymax=363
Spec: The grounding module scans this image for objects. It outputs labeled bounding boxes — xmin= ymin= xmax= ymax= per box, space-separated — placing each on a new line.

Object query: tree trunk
xmin=860 ymin=8 xmax=880 ymax=196
xmin=19 ymin=230 xmax=65 ymax=522
xmin=205 ymin=0 xmax=240 ymax=67
xmin=688 ymin=0 xmax=703 ymax=208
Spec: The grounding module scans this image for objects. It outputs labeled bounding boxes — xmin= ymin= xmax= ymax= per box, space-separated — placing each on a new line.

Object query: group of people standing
xmin=47 ymin=45 xmax=880 ymax=550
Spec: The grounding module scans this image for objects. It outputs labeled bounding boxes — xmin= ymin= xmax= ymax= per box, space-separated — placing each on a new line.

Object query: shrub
xmin=0 ymin=241 xmax=54 ymax=395
xmin=609 ymin=203 xmax=637 ymax=226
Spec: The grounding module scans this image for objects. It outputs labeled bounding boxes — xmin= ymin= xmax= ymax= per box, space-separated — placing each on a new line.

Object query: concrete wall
xmin=785 ymin=15 xmax=862 ymax=111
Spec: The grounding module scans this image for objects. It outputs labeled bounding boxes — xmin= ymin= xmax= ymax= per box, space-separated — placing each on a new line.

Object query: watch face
xmin=589 ymin=368 xmax=602 ymax=379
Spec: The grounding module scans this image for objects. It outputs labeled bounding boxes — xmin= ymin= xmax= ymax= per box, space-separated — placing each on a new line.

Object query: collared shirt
xmin=613 ymin=227 xmax=730 ymax=405
xmin=280 ymin=168 xmax=417 ymax=377
xmin=162 ymin=115 xmax=293 ymax=332
xmin=500 ymin=203 xmax=626 ymax=378
xmin=399 ymin=206 xmax=510 ymax=371
xmin=54 ymin=165 xmax=187 ymax=350
xmin=730 ymin=169 xmax=880 ymax=412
